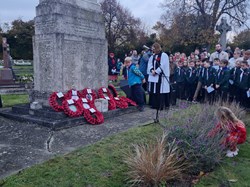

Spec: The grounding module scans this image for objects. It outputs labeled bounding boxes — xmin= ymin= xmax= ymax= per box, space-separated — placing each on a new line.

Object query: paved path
xmin=0 ymin=107 xmax=159 ymax=179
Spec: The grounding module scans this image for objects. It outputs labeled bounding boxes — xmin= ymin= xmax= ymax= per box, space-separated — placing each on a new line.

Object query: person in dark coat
xmin=108 ymin=52 xmax=118 ymax=82
xmin=234 ymin=60 xmax=250 ymax=108
xmin=185 ymin=60 xmax=197 ymax=101
xmin=201 ymin=59 xmax=216 ymax=104
xmin=215 ymin=59 xmax=230 ymax=102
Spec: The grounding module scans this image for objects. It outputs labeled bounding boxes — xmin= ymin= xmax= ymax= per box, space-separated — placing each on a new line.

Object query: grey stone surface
xmin=0 ymin=107 xmax=156 ymax=179
xmin=216 ymin=17 xmax=232 ymax=51
xmin=32 ymin=0 xmax=108 ymax=106
xmin=94 ymin=98 xmax=108 ymax=112
xmin=30 ymin=102 xmax=43 ymax=110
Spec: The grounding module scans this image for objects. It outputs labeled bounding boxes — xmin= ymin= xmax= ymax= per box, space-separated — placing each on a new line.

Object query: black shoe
xmin=137 ymin=106 xmax=144 ymax=112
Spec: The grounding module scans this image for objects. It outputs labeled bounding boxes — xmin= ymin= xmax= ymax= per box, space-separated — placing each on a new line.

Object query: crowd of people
xmin=108 ymin=43 xmax=248 ymax=157
xmin=108 ymin=43 xmax=250 ymax=110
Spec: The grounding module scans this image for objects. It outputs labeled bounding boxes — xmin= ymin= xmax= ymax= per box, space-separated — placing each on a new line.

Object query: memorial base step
xmin=0 ymin=105 xmax=138 ymax=130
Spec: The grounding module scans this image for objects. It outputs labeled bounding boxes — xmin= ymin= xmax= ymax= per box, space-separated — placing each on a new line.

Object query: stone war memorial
xmin=0 ymin=0 xmax=138 ymax=129
xmin=31 ymin=0 xmax=108 ymax=105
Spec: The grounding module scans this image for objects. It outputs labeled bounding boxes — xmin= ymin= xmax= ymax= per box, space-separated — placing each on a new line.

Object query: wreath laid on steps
xmin=120 ymin=96 xmax=137 ymax=106
xmin=49 ymin=92 xmax=65 ymax=112
xmin=80 ymin=98 xmax=104 ymax=125
xmin=64 ymin=89 xmax=82 ymax=101
xmin=98 ymin=87 xmax=116 ymax=110
xmin=81 ymin=88 xmax=98 ymax=103
xmin=63 ymin=99 xmax=83 ymax=117
xmin=108 ymin=84 xmax=119 ymax=97
xmin=107 ymin=84 xmax=128 ymax=109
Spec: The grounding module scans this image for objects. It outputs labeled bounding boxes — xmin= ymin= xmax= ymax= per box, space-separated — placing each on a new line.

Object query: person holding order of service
xmin=147 ymin=42 xmax=170 ymax=110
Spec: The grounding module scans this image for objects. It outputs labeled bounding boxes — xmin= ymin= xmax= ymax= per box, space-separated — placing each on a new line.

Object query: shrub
xmin=124 ymin=134 xmax=187 ymax=186
xmin=165 ymin=104 xmax=222 ymax=174
xmin=164 ymin=101 xmax=246 ymax=175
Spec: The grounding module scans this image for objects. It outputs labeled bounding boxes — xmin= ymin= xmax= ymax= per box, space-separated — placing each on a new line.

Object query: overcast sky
xmin=0 ymin=0 xmax=164 ymax=29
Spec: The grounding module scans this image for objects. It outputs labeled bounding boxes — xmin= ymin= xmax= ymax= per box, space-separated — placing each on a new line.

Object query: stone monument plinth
xmin=31 ymin=0 xmax=108 ymax=106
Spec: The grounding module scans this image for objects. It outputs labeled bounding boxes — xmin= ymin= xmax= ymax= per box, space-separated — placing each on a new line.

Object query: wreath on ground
xmin=64 ymin=89 xmax=82 ymax=101
xmin=80 ymin=98 xmax=104 ymax=125
xmin=120 ymin=96 xmax=137 ymax=106
xmin=108 ymin=84 xmax=118 ymax=97
xmin=81 ymin=88 xmax=98 ymax=103
xmin=63 ymin=99 xmax=83 ymax=117
xmin=49 ymin=92 xmax=65 ymax=112
xmin=108 ymin=84 xmax=128 ymax=109
xmin=98 ymin=87 xmax=116 ymax=110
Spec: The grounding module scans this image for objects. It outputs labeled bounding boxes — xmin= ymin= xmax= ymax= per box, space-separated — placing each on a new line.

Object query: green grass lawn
xmin=0 ymin=124 xmax=163 ymax=187
xmin=1 ymin=94 xmax=29 ymax=107
xmin=12 ymin=65 xmax=33 ymax=70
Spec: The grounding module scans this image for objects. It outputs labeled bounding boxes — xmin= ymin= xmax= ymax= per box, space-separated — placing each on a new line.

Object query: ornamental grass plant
xmin=124 ymin=134 xmax=187 ymax=187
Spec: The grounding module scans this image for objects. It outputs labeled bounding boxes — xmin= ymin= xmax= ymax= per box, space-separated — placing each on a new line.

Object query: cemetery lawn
xmin=0 ymin=113 xmax=249 ymax=187
xmin=0 ymin=124 xmax=163 ymax=187
xmin=1 ymin=94 xmax=29 ymax=107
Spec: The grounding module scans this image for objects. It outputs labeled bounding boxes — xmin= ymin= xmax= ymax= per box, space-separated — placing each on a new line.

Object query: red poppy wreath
xmin=108 ymin=84 xmax=128 ymax=109
xmin=108 ymin=84 xmax=118 ymax=97
xmin=80 ymin=98 xmax=104 ymax=125
xmin=64 ymin=89 xmax=82 ymax=101
xmin=98 ymin=87 xmax=116 ymax=110
xmin=49 ymin=92 xmax=65 ymax=112
xmin=120 ymin=96 xmax=137 ymax=106
xmin=63 ymin=99 xmax=83 ymax=117
xmin=81 ymin=88 xmax=98 ymax=103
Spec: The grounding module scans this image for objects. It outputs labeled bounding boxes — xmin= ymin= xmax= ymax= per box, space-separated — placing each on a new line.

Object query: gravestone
xmin=216 ymin=17 xmax=232 ymax=51
xmin=30 ymin=0 xmax=108 ymax=106
xmin=0 ymin=38 xmax=14 ymax=85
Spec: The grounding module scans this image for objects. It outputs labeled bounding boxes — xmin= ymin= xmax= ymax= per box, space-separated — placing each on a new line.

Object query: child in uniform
xmin=234 ymin=60 xmax=250 ymax=108
xmin=215 ymin=59 xmax=230 ymax=101
xmin=229 ymin=60 xmax=241 ymax=102
xmin=185 ymin=60 xmax=197 ymax=101
xmin=174 ymin=61 xmax=186 ymax=100
xmin=201 ymin=59 xmax=216 ymax=104
xmin=124 ymin=57 xmax=146 ymax=111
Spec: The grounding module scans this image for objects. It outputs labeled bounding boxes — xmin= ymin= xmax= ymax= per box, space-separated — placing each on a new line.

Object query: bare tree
xmin=100 ymin=0 xmax=143 ymax=52
xmin=162 ymin=0 xmax=249 ymax=29
xmin=154 ymin=0 xmax=249 ymax=53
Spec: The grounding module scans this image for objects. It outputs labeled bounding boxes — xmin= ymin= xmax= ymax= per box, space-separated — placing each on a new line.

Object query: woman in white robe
xmin=147 ymin=43 xmax=170 ymax=110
